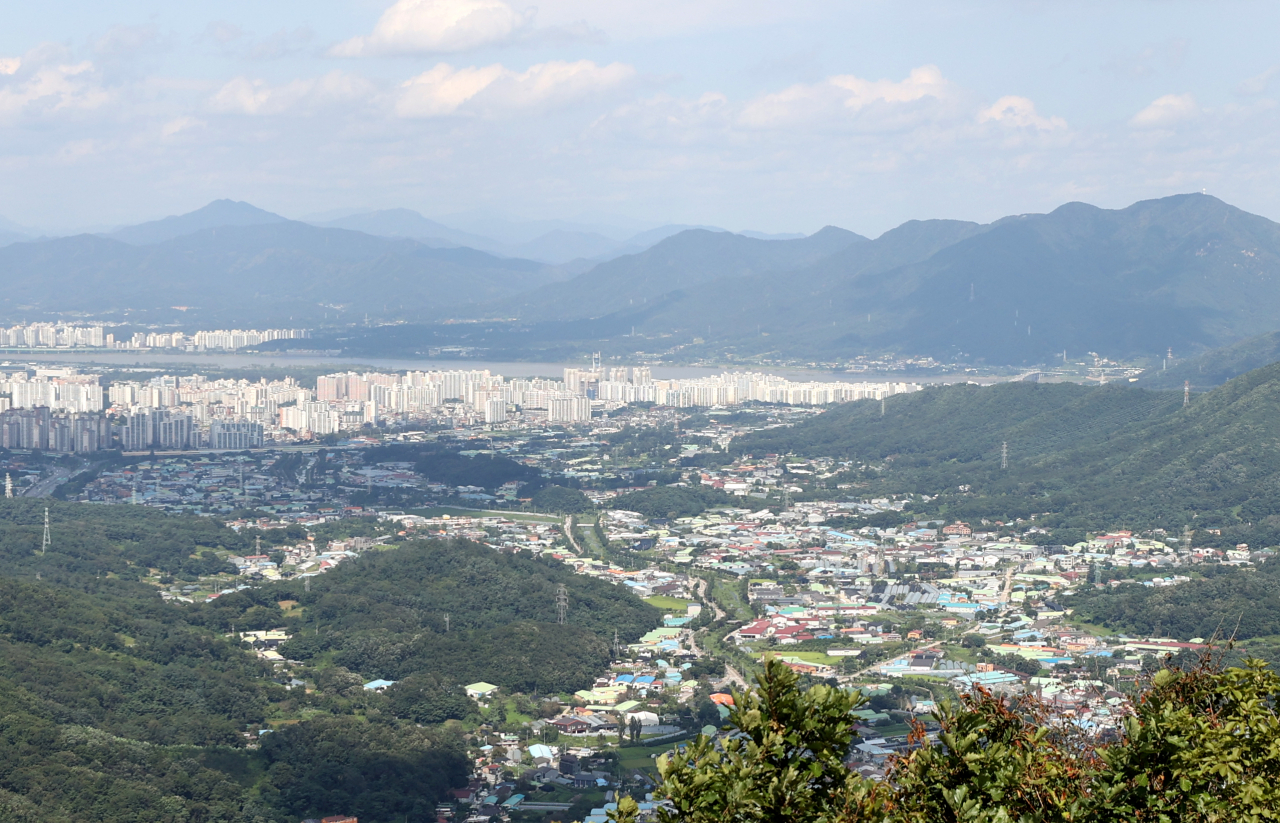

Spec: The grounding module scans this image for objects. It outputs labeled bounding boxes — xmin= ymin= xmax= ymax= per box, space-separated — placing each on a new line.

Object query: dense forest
xmin=251 ymin=538 xmax=660 ymax=692
xmin=1066 ymin=558 xmax=1280 ymax=642
xmin=531 ymin=484 xmax=595 ymax=513
xmin=0 ymin=502 xmax=644 ymax=820
xmin=733 ymin=363 xmax=1280 ymax=542
xmin=361 ymin=442 xmax=541 ymax=490
xmin=609 ymin=485 xmax=738 ymax=519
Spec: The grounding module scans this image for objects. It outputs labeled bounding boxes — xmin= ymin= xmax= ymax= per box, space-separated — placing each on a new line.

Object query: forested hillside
xmin=261 ymin=539 xmax=659 ymax=692
xmin=1067 ymin=558 xmax=1280 ymax=641
xmin=733 ymin=362 xmax=1280 ymax=543
xmin=0 ymin=502 xmax=639 ymax=821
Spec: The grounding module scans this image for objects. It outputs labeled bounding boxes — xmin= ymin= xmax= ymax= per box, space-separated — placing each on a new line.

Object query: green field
xmin=616 ymin=737 xmax=696 ymax=775
xmin=759 ymin=650 xmax=842 ymax=665
xmin=644 ymin=595 xmax=695 ymax=612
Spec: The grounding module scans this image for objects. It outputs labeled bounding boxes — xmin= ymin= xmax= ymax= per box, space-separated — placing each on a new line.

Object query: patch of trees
xmin=0 ymin=499 xmax=247 ymax=583
xmin=609 ymin=485 xmax=737 ymax=519
xmin=0 ymin=576 xmax=277 ymax=746
xmin=250 ymin=539 xmax=660 ymax=693
xmin=363 ymin=443 xmax=541 ymax=490
xmin=531 ymin=485 xmax=594 ymax=514
xmin=260 ymin=716 xmax=469 ymax=822
xmin=1066 ymin=558 xmax=1280 ymax=641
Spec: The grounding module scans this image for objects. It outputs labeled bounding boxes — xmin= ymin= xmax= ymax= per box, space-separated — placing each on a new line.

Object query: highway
xmin=22 ymin=465 xmax=78 ymax=498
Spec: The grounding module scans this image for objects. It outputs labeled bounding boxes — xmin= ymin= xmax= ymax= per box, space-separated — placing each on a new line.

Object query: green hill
xmin=1139 ymin=329 xmax=1280 ymax=391
xmin=733 ymin=361 xmax=1280 ymax=541
xmin=0 ymin=502 xmax=647 ymax=820
xmin=265 ymin=538 xmax=660 ymax=693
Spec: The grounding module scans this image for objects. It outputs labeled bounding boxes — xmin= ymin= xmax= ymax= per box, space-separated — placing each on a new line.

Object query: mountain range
xmin=4 ymin=193 xmax=1280 ymax=364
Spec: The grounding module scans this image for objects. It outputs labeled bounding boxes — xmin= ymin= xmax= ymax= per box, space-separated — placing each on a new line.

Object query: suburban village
xmin=7 ymin=364 xmax=1257 ymax=823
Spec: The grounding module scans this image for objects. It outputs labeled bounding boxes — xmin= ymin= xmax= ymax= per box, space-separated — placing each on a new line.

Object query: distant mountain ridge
xmin=9 ymin=193 xmax=1280 ymax=366
xmin=461 ymin=193 xmax=1280 ymax=364
xmin=0 ymin=221 xmax=554 ymax=324
xmin=312 ymin=207 xmax=730 ymax=265
xmin=110 ymin=199 xmax=288 ymax=245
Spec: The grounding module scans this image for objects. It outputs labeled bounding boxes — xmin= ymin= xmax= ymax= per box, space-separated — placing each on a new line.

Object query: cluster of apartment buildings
xmin=0 ymin=360 xmax=921 ymax=453
xmin=0 ymin=324 xmax=307 ymax=351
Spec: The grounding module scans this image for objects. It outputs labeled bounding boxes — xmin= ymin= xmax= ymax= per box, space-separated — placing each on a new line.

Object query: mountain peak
xmin=110 ymin=200 xmax=288 ymax=246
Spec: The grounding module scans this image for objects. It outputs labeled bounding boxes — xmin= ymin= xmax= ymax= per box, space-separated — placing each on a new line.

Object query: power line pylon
xmin=556 ymin=584 xmax=568 ymax=625
xmin=1184 ymin=381 xmax=1190 ymax=407
xmin=1001 ymin=441 xmax=1008 ymax=470
xmin=41 ymin=507 xmax=51 ymax=556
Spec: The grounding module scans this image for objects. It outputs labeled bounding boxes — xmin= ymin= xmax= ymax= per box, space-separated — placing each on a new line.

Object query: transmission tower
xmin=880 ymin=396 xmax=885 ymax=417
xmin=613 ymin=629 xmax=620 ymax=659
xmin=556 ymin=585 xmax=568 ymax=625
xmin=444 ymin=614 xmax=450 ymax=633
xmin=1184 ymin=381 xmax=1190 ymax=407
xmin=4 ymin=473 xmax=11 ymax=498
xmin=41 ymin=507 xmax=51 ymax=556
xmin=1001 ymin=442 xmax=1008 ymax=470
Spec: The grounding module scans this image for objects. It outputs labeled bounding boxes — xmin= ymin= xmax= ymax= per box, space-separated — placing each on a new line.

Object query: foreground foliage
xmin=617 ymin=656 xmax=1280 ymax=823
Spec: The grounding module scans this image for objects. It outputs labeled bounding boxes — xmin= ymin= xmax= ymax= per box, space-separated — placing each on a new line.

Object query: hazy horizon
xmin=5 ymin=1 xmax=1280 ymax=236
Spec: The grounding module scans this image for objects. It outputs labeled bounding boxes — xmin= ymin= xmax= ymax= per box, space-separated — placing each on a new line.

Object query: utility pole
xmin=556 ymin=584 xmax=568 ymax=625
xmin=1001 ymin=442 xmax=1008 ymax=471
xmin=41 ymin=507 xmax=51 ymax=556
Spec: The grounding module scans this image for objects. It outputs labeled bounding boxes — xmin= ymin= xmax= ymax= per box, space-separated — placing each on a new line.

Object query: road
xmin=690 ymin=577 xmax=748 ymax=690
xmin=22 ymin=465 xmax=78 ymax=498
xmin=562 ymin=515 xmax=583 ymax=554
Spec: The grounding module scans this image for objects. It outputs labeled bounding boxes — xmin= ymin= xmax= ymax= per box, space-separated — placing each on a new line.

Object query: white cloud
xmin=1238 ymin=66 xmax=1278 ymax=96
xmin=1131 ymin=93 xmax=1198 ymax=128
xmin=209 ymin=71 xmax=377 ymax=115
xmin=979 ymin=96 xmax=1066 ymax=131
xmin=0 ymin=47 xmax=111 ymax=119
xmin=331 ymin=0 xmax=535 ymax=57
xmin=397 ymin=59 xmax=634 ymax=117
xmin=161 ymin=116 xmax=204 ymax=138
xmin=738 ymin=65 xmax=957 ymax=129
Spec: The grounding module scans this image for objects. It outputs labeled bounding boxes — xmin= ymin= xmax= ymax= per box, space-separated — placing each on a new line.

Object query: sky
xmin=3 ymin=0 xmax=1280 ymax=235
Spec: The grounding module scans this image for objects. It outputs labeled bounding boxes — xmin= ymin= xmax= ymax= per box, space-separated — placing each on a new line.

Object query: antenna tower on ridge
xmin=41 ymin=507 xmax=51 ymax=556
xmin=556 ymin=584 xmax=568 ymax=625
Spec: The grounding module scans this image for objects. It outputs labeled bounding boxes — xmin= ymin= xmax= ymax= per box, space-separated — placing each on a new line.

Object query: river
xmin=2 ymin=350 xmax=947 ymax=384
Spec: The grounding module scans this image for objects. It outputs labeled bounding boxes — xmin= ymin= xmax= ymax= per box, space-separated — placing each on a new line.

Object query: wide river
xmin=3 ymin=351 xmax=954 ymax=384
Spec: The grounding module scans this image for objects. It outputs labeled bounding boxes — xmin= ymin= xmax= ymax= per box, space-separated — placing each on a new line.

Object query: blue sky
xmin=3 ymin=1 xmax=1279 ymax=235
